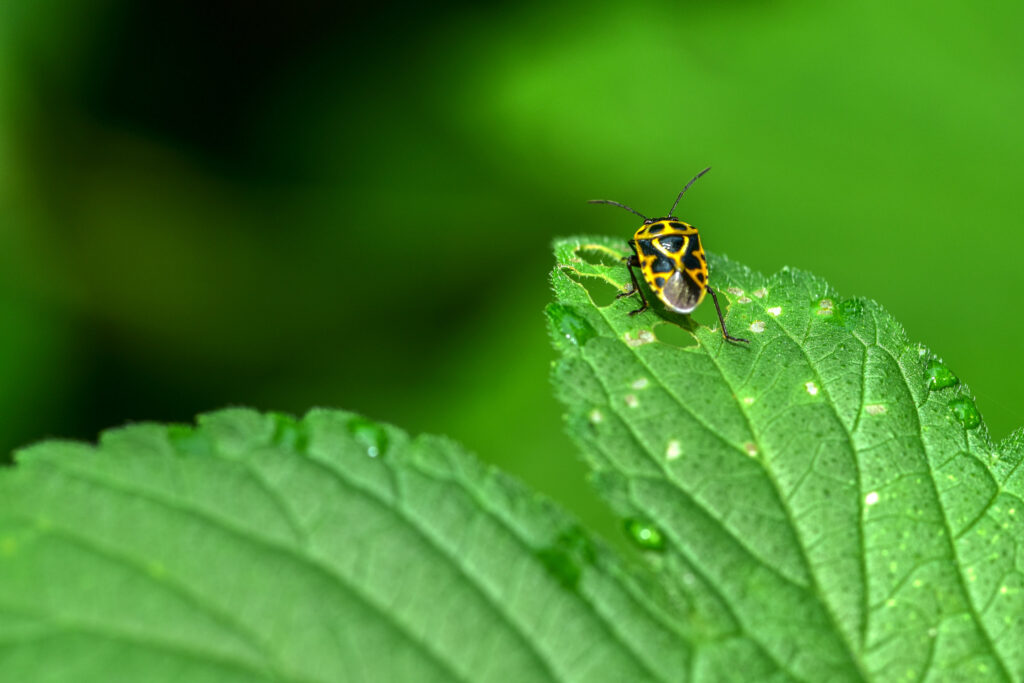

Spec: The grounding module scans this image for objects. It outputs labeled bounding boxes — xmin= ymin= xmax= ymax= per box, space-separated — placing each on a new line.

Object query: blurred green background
xmin=1 ymin=1 xmax=1022 ymax=533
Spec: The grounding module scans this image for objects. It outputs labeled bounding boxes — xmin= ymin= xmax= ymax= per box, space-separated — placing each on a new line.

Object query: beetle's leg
xmin=623 ymin=255 xmax=649 ymax=316
xmin=616 ymin=255 xmax=638 ymax=299
xmin=706 ymin=286 xmax=748 ymax=343
xmin=617 ymin=242 xmax=640 ymax=298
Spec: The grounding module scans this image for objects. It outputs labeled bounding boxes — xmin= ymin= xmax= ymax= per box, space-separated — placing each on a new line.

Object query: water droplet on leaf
xmin=948 ymin=397 xmax=981 ymax=430
xmin=545 ymin=303 xmax=597 ymax=347
xmin=270 ymin=413 xmax=308 ymax=451
xmin=926 ymin=359 xmax=959 ymax=391
xmin=625 ymin=518 xmax=666 ymax=551
xmin=348 ymin=417 xmax=389 ymax=457
xmin=535 ymin=526 xmax=596 ymax=591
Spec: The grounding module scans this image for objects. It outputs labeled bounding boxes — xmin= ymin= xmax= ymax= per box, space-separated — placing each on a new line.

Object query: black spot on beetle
xmin=695 ymin=271 xmax=705 ymax=283
xmin=669 ymin=222 xmax=687 ymax=230
xmin=657 ymin=235 xmax=684 ymax=253
xmin=646 ymin=223 xmax=665 ymax=235
xmin=637 ymin=239 xmax=658 ymax=257
xmin=683 ymin=250 xmax=703 ymax=271
xmin=651 ymin=256 xmax=675 ymax=273
xmin=654 ymin=276 xmax=666 ymax=288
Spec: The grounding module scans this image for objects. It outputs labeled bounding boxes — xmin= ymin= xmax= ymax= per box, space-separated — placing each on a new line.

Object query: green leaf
xmin=550 ymin=235 xmax=1024 ymax=681
xmin=0 ymin=409 xmax=693 ymax=682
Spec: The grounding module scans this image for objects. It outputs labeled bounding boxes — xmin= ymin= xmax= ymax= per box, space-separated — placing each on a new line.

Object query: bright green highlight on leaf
xmin=549 ymin=235 xmax=1024 ymax=681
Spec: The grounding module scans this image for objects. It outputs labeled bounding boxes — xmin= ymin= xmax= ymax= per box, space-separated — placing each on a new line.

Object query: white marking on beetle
xmin=805 ymin=381 xmax=819 ymax=396
xmin=749 ymin=321 xmax=766 ymax=333
xmin=865 ymin=491 xmax=880 ymax=506
xmin=631 ymin=377 xmax=649 ymax=390
xmin=767 ymin=306 xmax=782 ymax=317
xmin=624 ymin=329 xmax=656 ymax=347
xmin=666 ymin=440 xmax=682 ymax=460
xmin=865 ymin=404 xmax=887 ymax=416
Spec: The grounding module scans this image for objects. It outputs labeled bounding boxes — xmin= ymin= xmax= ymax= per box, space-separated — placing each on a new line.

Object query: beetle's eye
xmin=657 ymin=235 xmax=685 ymax=253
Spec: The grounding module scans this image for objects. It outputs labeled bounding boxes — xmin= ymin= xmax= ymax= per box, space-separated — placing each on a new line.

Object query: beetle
xmin=589 ymin=167 xmax=749 ymax=344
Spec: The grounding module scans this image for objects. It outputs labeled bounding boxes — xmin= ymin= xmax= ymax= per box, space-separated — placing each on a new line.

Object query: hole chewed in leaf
xmin=653 ymin=322 xmax=697 ymax=348
xmin=574 ymin=245 xmax=621 ymax=268
xmin=562 ymin=268 xmax=620 ymax=307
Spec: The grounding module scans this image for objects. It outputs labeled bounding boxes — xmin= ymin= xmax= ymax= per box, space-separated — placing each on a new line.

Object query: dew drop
xmin=625 ymin=518 xmax=666 ymax=551
xmin=926 ymin=359 xmax=959 ymax=391
xmin=167 ymin=424 xmax=214 ymax=456
xmin=348 ymin=417 xmax=389 ymax=457
xmin=838 ymin=299 xmax=865 ymax=318
xmin=270 ymin=413 xmax=309 ymax=452
xmin=546 ymin=303 xmax=597 ymax=347
xmin=948 ymin=397 xmax=981 ymax=430
xmin=535 ymin=526 xmax=596 ymax=591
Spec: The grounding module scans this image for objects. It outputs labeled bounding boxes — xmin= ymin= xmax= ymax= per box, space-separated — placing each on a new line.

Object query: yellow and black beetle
xmin=589 ymin=167 xmax=748 ymax=344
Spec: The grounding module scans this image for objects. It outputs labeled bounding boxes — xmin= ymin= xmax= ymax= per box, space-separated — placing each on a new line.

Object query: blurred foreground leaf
xmin=0 ymin=409 xmax=690 ymax=682
xmin=550 ymin=235 xmax=1024 ymax=681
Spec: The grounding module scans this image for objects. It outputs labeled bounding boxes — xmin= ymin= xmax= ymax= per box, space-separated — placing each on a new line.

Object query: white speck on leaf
xmin=624 ymin=330 xmax=655 ymax=347
xmin=624 ymin=394 xmax=639 ymax=408
xmin=749 ymin=321 xmax=766 ymax=333
xmin=666 ymin=440 xmax=682 ymax=460
xmin=865 ymin=491 xmax=880 ymax=506
xmin=631 ymin=377 xmax=649 ymax=390
xmin=865 ymin=404 xmax=887 ymax=416
xmin=767 ymin=306 xmax=782 ymax=317
xmin=805 ymin=381 xmax=819 ymax=396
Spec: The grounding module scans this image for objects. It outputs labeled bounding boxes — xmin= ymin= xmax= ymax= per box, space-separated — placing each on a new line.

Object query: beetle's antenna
xmin=667 ymin=166 xmax=711 ymax=217
xmin=587 ymin=199 xmax=648 ymax=221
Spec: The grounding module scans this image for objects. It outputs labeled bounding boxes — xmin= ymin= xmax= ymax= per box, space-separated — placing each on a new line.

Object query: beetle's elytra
xmin=589 ymin=167 xmax=749 ymax=344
